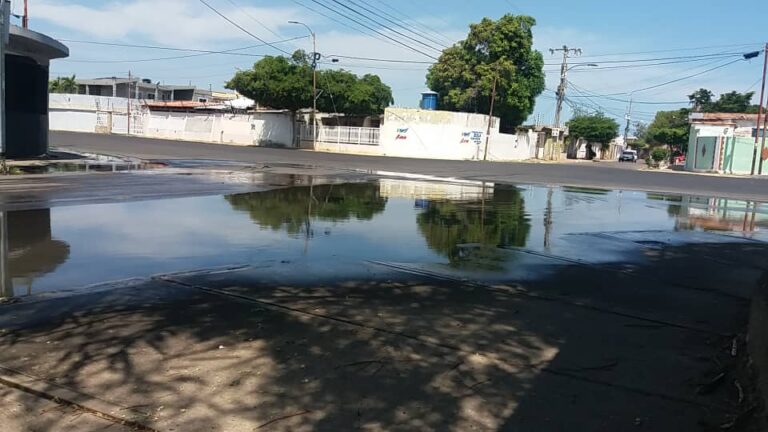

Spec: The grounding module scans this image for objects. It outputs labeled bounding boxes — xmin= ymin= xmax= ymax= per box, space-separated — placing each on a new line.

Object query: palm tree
xmin=48 ymin=75 xmax=78 ymax=94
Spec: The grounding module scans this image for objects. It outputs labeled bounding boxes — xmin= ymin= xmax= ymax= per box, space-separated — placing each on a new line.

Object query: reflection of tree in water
xmin=225 ymin=183 xmax=387 ymax=235
xmin=417 ymin=186 xmax=530 ymax=270
xmin=646 ymin=193 xmax=683 ymax=217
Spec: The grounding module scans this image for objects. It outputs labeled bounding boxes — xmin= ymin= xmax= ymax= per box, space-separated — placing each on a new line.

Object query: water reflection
xmin=226 ymin=182 xmax=387 ymax=236
xmin=416 ymin=186 xmax=531 ymax=270
xmin=1 ymin=210 xmax=70 ymax=298
xmin=2 ymin=179 xmax=767 ymax=298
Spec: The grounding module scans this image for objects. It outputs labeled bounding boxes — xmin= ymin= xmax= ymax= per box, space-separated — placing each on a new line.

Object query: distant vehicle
xmin=619 ymin=149 xmax=638 ymax=163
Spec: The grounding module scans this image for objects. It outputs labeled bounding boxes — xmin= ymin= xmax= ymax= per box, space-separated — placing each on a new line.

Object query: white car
xmin=619 ymin=150 xmax=638 ymax=163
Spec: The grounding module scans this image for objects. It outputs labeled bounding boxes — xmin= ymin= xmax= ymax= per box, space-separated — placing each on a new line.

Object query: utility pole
xmin=623 ymin=95 xmax=634 ymax=150
xmin=751 ymin=43 xmax=768 ymax=176
xmin=0 ymin=0 xmax=9 ymax=158
xmin=551 ymin=45 xmax=582 ymax=160
xmin=127 ymin=71 xmax=132 ymax=135
xmin=289 ymin=21 xmax=317 ymax=150
xmin=483 ymin=74 xmax=498 ymax=161
xmin=22 ymin=0 xmax=28 ymax=28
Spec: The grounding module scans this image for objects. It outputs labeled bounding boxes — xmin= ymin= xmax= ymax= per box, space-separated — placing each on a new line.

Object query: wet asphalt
xmin=0 ymin=135 xmax=767 ymax=430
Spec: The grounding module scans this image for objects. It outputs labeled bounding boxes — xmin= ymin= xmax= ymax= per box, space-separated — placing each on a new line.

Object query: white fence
xmin=300 ymin=125 xmax=380 ymax=146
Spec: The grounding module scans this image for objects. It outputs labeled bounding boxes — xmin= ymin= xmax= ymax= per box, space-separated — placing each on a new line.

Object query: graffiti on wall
xmin=460 ymin=131 xmax=483 ymax=145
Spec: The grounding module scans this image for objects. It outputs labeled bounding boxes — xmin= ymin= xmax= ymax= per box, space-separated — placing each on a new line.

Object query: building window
xmin=198 ymin=98 xmax=208 ymax=103
xmin=146 ymin=93 xmax=155 ymax=100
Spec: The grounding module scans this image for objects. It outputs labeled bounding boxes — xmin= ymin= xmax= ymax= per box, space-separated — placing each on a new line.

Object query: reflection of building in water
xmin=0 ymin=210 xmax=70 ymax=298
xmin=378 ymin=179 xmax=491 ymax=201
xmin=674 ymin=196 xmax=767 ymax=232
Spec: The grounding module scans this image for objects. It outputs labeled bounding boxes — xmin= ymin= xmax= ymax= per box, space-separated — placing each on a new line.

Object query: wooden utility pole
xmin=751 ymin=43 xmax=768 ymax=175
xmin=551 ymin=45 xmax=582 ymax=160
xmin=483 ymin=74 xmax=498 ymax=161
xmin=22 ymin=0 xmax=28 ymax=28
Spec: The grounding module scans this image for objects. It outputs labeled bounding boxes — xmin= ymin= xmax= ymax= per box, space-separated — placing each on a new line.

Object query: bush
xmin=651 ymin=148 xmax=669 ymax=162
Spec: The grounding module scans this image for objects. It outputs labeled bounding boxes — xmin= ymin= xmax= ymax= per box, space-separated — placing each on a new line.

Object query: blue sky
xmin=24 ymin=0 xmax=768 ymax=125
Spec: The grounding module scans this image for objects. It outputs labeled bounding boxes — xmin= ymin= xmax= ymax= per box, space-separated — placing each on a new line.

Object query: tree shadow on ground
xmin=0 ymin=241 xmax=765 ymax=431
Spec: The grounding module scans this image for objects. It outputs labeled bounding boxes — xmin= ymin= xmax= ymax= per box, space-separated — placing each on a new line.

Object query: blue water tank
xmin=420 ymin=91 xmax=438 ymax=110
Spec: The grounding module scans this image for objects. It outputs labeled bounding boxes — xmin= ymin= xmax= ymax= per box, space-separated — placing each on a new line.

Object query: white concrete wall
xmin=379 ymin=108 xmax=496 ymax=160
xmin=50 ymin=94 xmax=294 ymax=147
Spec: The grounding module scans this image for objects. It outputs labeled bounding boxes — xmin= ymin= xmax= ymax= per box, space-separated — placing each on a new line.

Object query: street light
xmin=289 ymin=21 xmax=317 ymax=150
xmin=567 ymin=63 xmax=598 ymax=72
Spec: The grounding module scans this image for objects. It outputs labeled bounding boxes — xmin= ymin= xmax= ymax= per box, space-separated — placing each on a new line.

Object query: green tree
xmin=317 ymin=69 xmax=393 ymax=116
xmin=226 ymin=54 xmax=312 ymax=112
xmin=426 ymin=14 xmax=545 ymax=132
xmin=226 ymin=183 xmax=387 ymax=236
xmin=646 ymin=108 xmax=690 ymax=149
xmin=566 ymin=113 xmax=619 ymax=150
xmin=226 ymin=50 xmax=392 ymax=116
xmin=49 ymin=75 xmax=77 ymax=94
xmin=633 ymin=121 xmax=649 ymax=149
xmin=687 ymin=88 xmax=758 ymax=113
xmin=688 ymin=88 xmax=713 ymax=112
xmin=416 ymin=187 xmax=530 ymax=271
xmin=710 ymin=91 xmax=755 ymax=113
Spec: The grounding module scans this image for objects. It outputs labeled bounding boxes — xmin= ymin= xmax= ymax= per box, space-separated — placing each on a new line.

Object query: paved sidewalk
xmin=1 ymin=233 xmax=764 ymax=431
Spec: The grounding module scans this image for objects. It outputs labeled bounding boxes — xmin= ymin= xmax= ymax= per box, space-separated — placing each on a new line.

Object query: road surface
xmin=51 ymin=131 xmax=768 ymax=201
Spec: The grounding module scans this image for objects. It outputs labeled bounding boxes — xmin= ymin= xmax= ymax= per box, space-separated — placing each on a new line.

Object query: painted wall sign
xmin=395 ymin=128 xmax=409 ymax=140
xmin=460 ymin=131 xmax=483 ymax=145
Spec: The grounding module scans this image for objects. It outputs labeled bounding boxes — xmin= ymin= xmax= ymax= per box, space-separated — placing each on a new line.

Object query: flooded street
xmin=3 ymin=178 xmax=765 ymax=297
xmin=2 ymin=173 xmax=767 ymax=431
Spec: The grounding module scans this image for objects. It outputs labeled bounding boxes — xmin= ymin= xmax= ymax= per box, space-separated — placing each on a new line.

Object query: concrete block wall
xmin=50 ymin=94 xmax=294 ymax=147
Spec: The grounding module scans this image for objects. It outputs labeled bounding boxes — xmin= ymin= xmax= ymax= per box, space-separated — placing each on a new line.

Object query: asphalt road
xmin=51 ymin=131 xmax=768 ymax=201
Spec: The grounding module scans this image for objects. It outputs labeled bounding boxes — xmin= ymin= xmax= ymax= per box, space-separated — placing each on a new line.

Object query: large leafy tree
xmin=646 ymin=108 xmax=691 ymax=149
xmin=688 ymin=88 xmax=758 ymax=113
xmin=426 ymin=14 xmax=545 ymax=132
xmin=227 ymin=55 xmax=312 ymax=112
xmin=226 ymin=51 xmax=392 ymax=116
xmin=49 ymin=75 xmax=77 ymax=94
xmin=567 ymin=113 xmax=619 ymax=148
xmin=316 ymin=70 xmax=393 ymax=116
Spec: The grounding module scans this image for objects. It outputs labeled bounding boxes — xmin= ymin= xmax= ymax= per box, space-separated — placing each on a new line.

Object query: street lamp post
xmin=289 ymin=21 xmax=317 ymax=150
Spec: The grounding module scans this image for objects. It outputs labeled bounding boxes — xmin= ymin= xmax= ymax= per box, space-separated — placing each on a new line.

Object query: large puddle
xmin=2 ymin=178 xmax=766 ymax=297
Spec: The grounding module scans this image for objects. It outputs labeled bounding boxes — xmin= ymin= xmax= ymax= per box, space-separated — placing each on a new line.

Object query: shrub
xmin=651 ymin=148 xmax=669 ymax=162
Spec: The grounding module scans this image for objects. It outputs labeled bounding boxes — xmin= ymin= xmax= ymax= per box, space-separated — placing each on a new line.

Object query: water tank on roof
xmin=420 ymin=91 xmax=438 ymax=110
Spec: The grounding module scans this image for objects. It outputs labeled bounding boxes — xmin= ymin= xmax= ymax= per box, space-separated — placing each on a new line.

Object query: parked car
xmin=619 ymin=150 xmax=638 ymax=162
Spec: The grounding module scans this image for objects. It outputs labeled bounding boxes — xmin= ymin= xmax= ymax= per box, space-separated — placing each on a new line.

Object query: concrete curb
xmin=0 ymin=365 xmax=156 ymax=431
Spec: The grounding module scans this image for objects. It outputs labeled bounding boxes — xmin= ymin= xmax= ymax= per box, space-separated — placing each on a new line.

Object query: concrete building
xmin=687 ymin=112 xmax=762 ymax=175
xmin=5 ymin=25 xmax=68 ymax=157
xmin=76 ymin=77 xmax=226 ymax=103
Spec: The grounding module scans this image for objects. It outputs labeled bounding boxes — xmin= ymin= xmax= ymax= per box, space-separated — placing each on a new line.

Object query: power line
xmin=344 ymin=0 xmax=448 ymax=52
xmin=59 ymin=36 xmax=307 ymax=64
xmin=632 ymin=57 xmax=747 ymax=94
xmin=543 ymin=51 xmax=750 ymax=67
xmin=559 ymin=53 xmax=746 ymax=72
xmin=197 ymin=0 xmax=292 ymax=55
xmin=369 ymin=0 xmax=456 ymax=46
xmin=326 ymin=54 xmax=432 ymax=64
xmin=317 ymin=0 xmax=440 ymax=58
xmin=576 ymin=42 xmax=763 ymax=59
xmin=223 ymin=0 xmax=284 ymax=40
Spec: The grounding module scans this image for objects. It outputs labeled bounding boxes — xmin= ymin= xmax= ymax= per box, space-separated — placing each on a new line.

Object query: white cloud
xmin=34 ymin=0 xmax=304 ymax=47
